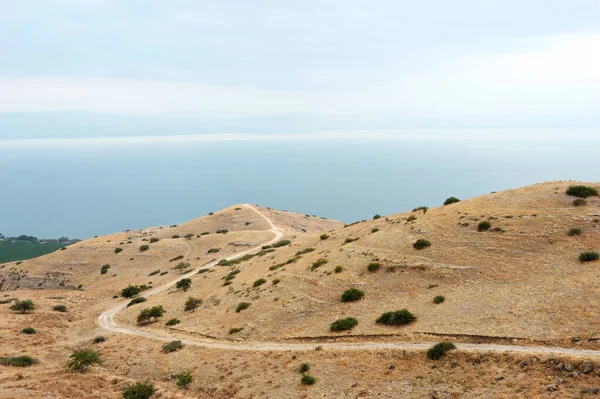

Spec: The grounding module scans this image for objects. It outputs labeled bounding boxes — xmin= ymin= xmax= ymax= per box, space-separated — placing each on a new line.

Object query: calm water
xmin=1 ymin=130 xmax=599 ymax=238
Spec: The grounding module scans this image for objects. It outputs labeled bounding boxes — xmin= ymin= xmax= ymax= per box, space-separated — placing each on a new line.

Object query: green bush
xmin=236 ymin=302 xmax=250 ymax=313
xmin=216 ymin=229 xmax=228 ymax=234
xmin=443 ymin=197 xmax=460 ymax=205
xmin=149 ymin=237 xmax=159 ymax=243
xmin=412 ymin=206 xmax=429 ymax=213
xmin=229 ymin=327 xmax=244 ymax=334
xmin=477 ymin=221 xmax=491 ymax=231
xmin=114 ymin=247 xmax=123 ymax=253
xmin=65 ymin=349 xmax=101 ymax=372
xmin=334 ymin=266 xmax=343 ymax=273
xmin=568 ymin=228 xmax=582 ymax=236
xmin=127 ymin=297 xmax=147 ymax=307
xmin=367 ymin=262 xmax=380 ymax=272
xmin=341 ymin=288 xmax=364 ymax=302
xmin=53 ymin=305 xmax=67 ymax=312
xmin=184 ymin=233 xmax=194 ymax=239
xmin=373 ymin=214 xmax=381 ymax=220
xmin=320 ymin=234 xmax=329 ymax=240
xmin=121 ymin=285 xmax=142 ymax=298
xmin=21 ymin=327 xmax=36 ymax=334
xmin=301 ymin=374 xmax=316 ymax=385
xmin=166 ymin=318 xmax=180 ymax=326
xmin=253 ymin=278 xmax=266 ymax=287
xmin=566 ymin=185 xmax=598 ymax=198
xmin=201 ymin=232 xmax=210 ymax=235
xmin=371 ymin=227 xmax=379 ymax=233
xmin=426 ymin=341 xmax=456 ymax=360
xmin=9 ymin=299 xmax=35 ymax=313
xmin=299 ymin=363 xmax=310 ymax=373
xmin=122 ymin=380 xmax=156 ymax=399
xmin=406 ymin=215 xmax=417 ymax=222
xmin=573 ymin=199 xmax=587 ymax=206
xmin=376 ymin=309 xmax=417 ymax=326
xmin=176 ymin=278 xmax=192 ymax=291
xmin=100 ymin=264 xmax=110 ymax=274
xmin=433 ymin=295 xmax=445 ymax=304
xmin=175 ymin=371 xmax=193 ymax=388
xmin=172 ymin=235 xmax=180 ymax=238
xmin=170 ymin=255 xmax=184 ymax=262
xmin=296 ymin=248 xmax=315 ymax=256
xmin=272 ymin=278 xmax=280 ymax=285
xmin=413 ymin=239 xmax=431 ymax=250
xmin=148 ymin=269 xmax=160 ymax=276
xmin=0 ymin=355 xmax=36 ymax=367
xmin=93 ymin=336 xmax=105 ymax=344
xmin=137 ymin=306 xmax=166 ymax=323
xmin=330 ymin=317 xmax=358 ymax=332
xmin=579 ymin=251 xmax=599 ymax=262
xmin=184 ymin=297 xmax=203 ymax=312
xmin=273 ymin=240 xmax=291 ymax=248
xmin=162 ymin=340 xmax=183 ymax=353
xmin=139 ymin=245 xmax=149 ymax=252
xmin=207 ymin=248 xmax=220 ymax=253
xmin=311 ymin=258 xmax=328 ymax=271
xmin=173 ymin=262 xmax=190 ymax=270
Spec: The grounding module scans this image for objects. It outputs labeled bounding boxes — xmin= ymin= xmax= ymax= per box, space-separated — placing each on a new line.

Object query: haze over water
xmin=2 ymin=129 xmax=599 ymax=238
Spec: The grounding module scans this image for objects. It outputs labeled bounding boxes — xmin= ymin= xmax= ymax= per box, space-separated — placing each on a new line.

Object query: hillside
xmin=1 ymin=185 xmax=600 ymax=399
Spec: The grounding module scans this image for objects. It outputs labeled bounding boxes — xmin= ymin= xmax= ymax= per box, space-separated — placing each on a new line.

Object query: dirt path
xmin=98 ymin=205 xmax=600 ymax=359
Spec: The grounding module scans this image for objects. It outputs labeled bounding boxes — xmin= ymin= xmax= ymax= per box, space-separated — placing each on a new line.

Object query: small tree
xmin=10 ymin=299 xmax=35 ymax=314
xmin=176 ymin=278 xmax=192 ymax=291
xmin=175 ymin=371 xmax=193 ymax=388
xmin=184 ymin=297 xmax=203 ymax=312
xmin=65 ymin=349 xmax=101 ymax=373
xmin=121 ymin=285 xmax=142 ymax=298
xmin=122 ymin=380 xmax=156 ymax=399
xmin=137 ymin=306 xmax=165 ymax=324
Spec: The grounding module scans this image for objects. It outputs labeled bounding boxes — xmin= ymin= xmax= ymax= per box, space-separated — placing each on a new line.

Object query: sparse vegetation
xmin=296 ymin=248 xmax=315 ymax=255
xmin=166 ymin=318 xmax=180 ymax=326
xmin=122 ymin=380 xmax=156 ymax=399
xmin=93 ymin=336 xmax=105 ymax=344
xmin=149 ymin=237 xmax=159 ymax=243
xmin=253 ymin=278 xmax=267 ymax=287
xmin=477 ymin=221 xmax=491 ymax=231
xmin=216 ymin=229 xmax=228 ymax=234
xmin=127 ymin=297 xmax=147 ymax=307
xmin=173 ymin=262 xmax=190 ymax=270
xmin=229 ymin=327 xmax=244 ymax=334
xmin=273 ymin=239 xmax=291 ymax=248
xmin=236 ymin=302 xmax=250 ymax=313
xmin=371 ymin=227 xmax=379 ymax=233
xmin=568 ymin=228 xmax=582 ymax=236
xmin=121 ymin=285 xmax=142 ymax=298
xmin=330 ymin=317 xmax=358 ymax=332
xmin=320 ymin=234 xmax=329 ymax=240
xmin=413 ymin=239 xmax=431 ymax=250
xmin=272 ymin=278 xmax=280 ymax=285
xmin=21 ymin=327 xmax=36 ymax=334
xmin=10 ymin=299 xmax=35 ymax=313
xmin=579 ymin=251 xmax=599 ymax=262
xmin=184 ymin=233 xmax=194 ymax=239
xmin=65 ymin=349 xmax=101 ymax=373
xmin=148 ymin=269 xmax=160 ymax=276
xmin=443 ymin=197 xmax=460 ymax=205
xmin=139 ymin=245 xmax=149 ymax=252
xmin=341 ymin=288 xmax=364 ymax=302
xmin=172 ymin=235 xmax=180 ymax=238
xmin=367 ymin=262 xmax=380 ymax=272
xmin=573 ymin=199 xmax=587 ymax=206
xmin=175 ymin=371 xmax=193 ymax=388
xmin=433 ymin=295 xmax=446 ymax=304
xmin=53 ymin=304 xmax=67 ymax=312
xmin=301 ymin=374 xmax=316 ymax=385
xmin=412 ymin=206 xmax=428 ymax=213
xmin=427 ymin=341 xmax=456 ymax=360
xmin=176 ymin=278 xmax=192 ymax=291
xmin=376 ymin=309 xmax=417 ymax=326
xmin=100 ymin=264 xmax=111 ymax=274
xmin=373 ymin=214 xmax=381 ymax=219
xmin=207 ymin=248 xmax=220 ymax=253
xmin=0 ymin=355 xmax=36 ymax=367
xmin=311 ymin=258 xmax=328 ymax=271
xmin=163 ymin=340 xmax=183 ymax=353
xmin=334 ymin=266 xmax=343 ymax=273
xmin=170 ymin=255 xmax=184 ymax=262
xmin=184 ymin=297 xmax=203 ymax=312
xmin=137 ymin=306 xmax=166 ymax=323
xmin=566 ymin=185 xmax=598 ymax=198
xmin=343 ymin=237 xmax=359 ymax=244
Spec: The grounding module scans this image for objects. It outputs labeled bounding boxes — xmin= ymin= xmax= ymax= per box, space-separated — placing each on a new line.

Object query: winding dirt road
xmin=98 ymin=205 xmax=600 ymax=359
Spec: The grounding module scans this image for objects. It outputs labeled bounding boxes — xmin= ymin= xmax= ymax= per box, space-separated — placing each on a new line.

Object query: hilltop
xmin=1 ymin=184 xmax=600 ymax=398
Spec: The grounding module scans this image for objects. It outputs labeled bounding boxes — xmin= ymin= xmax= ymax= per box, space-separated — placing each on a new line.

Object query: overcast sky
xmin=1 ymin=1 xmax=599 ymax=125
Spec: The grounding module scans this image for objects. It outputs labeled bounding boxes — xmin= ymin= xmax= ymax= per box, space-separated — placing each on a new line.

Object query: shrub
xmin=21 ymin=327 xmax=36 ymax=334
xmin=579 ymin=251 xmax=599 ymax=262
xmin=412 ymin=206 xmax=429 ymax=213
xmin=0 ymin=355 xmax=36 ymax=367
xmin=114 ymin=247 xmax=123 ymax=253
xmin=148 ymin=269 xmax=160 ymax=276
xmin=176 ymin=278 xmax=192 ymax=291
xmin=443 ymin=197 xmax=460 ymax=205
xmin=184 ymin=297 xmax=203 ymax=311
xmin=175 ymin=371 xmax=193 ymax=388
xmin=330 ymin=317 xmax=358 ymax=332
xmin=229 ymin=327 xmax=244 ymax=334
xmin=373 ymin=214 xmax=381 ymax=220
xmin=272 ymin=278 xmax=280 ymax=285
xmin=301 ymin=374 xmax=316 ymax=385
xmin=100 ymin=264 xmax=111 ymax=274
xmin=406 ymin=215 xmax=417 ymax=222
xmin=320 ymin=234 xmax=329 ymax=240
xmin=426 ymin=341 xmax=456 ymax=360
xmin=376 ymin=309 xmax=417 ymax=326
xmin=216 ymin=229 xmax=228 ymax=234
xmin=122 ymin=380 xmax=156 ymax=399
xmin=371 ymin=227 xmax=379 ymax=233
xmin=93 ymin=336 xmax=105 ymax=343
xmin=207 ymin=248 xmax=220 ymax=253
xmin=367 ymin=262 xmax=380 ymax=272
xmin=477 ymin=221 xmax=491 ymax=231
xmin=273 ymin=240 xmax=291 ymax=248
xmin=236 ymin=302 xmax=250 ymax=313
xmin=173 ymin=262 xmax=190 ymax=270
xmin=341 ymin=288 xmax=364 ymax=302
xmin=137 ymin=306 xmax=166 ymax=323
xmin=127 ymin=297 xmax=147 ymax=307
xmin=566 ymin=185 xmax=598 ymax=198
xmin=296 ymin=248 xmax=315 ymax=256
xmin=311 ymin=258 xmax=328 ymax=271
xmin=121 ymin=285 xmax=142 ymax=298
xmin=201 ymin=232 xmax=210 ymax=235
xmin=253 ymin=278 xmax=266 ymax=287
xmin=65 ymin=349 xmax=101 ymax=372
xmin=334 ymin=266 xmax=343 ymax=273
xmin=162 ymin=340 xmax=183 ymax=353
xmin=53 ymin=305 xmax=67 ymax=312
xmin=413 ymin=239 xmax=431 ymax=250
xmin=299 ymin=363 xmax=310 ymax=373
xmin=139 ymin=245 xmax=149 ymax=252
xmin=166 ymin=318 xmax=180 ymax=326
xmin=172 ymin=235 xmax=180 ymax=239
xmin=184 ymin=233 xmax=194 ymax=239
xmin=149 ymin=237 xmax=159 ymax=243
xmin=344 ymin=237 xmax=358 ymax=244
xmin=170 ymin=255 xmax=184 ymax=262
xmin=10 ymin=299 xmax=35 ymax=313
xmin=568 ymin=228 xmax=582 ymax=236
xmin=573 ymin=199 xmax=587 ymax=206
xmin=433 ymin=295 xmax=445 ymax=304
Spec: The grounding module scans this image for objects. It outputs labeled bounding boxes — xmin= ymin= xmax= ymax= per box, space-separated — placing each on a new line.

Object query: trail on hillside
xmin=98 ymin=205 xmax=600 ymax=359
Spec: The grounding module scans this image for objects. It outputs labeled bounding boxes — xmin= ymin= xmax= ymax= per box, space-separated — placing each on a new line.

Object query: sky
xmin=1 ymin=1 xmax=599 ymax=126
